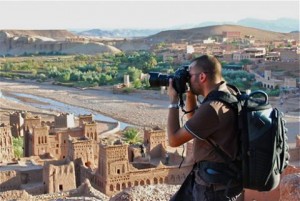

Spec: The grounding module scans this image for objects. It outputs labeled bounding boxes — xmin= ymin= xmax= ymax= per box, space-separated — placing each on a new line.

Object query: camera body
xmin=149 ymin=65 xmax=189 ymax=94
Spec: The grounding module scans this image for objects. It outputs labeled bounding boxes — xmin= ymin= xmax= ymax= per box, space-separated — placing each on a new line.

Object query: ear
xmin=199 ymin=73 xmax=206 ymax=83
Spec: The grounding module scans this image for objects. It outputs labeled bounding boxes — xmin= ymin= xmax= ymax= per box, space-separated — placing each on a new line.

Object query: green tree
xmin=122 ymin=128 xmax=142 ymax=145
xmin=98 ymin=73 xmax=112 ymax=85
xmin=240 ymin=59 xmax=252 ymax=65
xmin=3 ymin=62 xmax=12 ymax=71
xmin=13 ymin=137 xmax=23 ymax=159
xmin=58 ymin=71 xmax=71 ymax=82
xmin=133 ymin=79 xmax=142 ymax=88
xmin=127 ymin=66 xmax=142 ymax=81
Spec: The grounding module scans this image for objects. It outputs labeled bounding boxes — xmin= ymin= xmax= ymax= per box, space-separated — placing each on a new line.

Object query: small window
xmin=59 ymin=184 xmax=63 ymax=191
xmin=117 ymin=169 xmax=120 ymax=174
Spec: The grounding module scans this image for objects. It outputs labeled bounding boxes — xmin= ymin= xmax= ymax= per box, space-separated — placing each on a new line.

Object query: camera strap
xmin=178 ymin=93 xmax=198 ymax=114
xmin=181 ymin=106 xmax=198 ymax=114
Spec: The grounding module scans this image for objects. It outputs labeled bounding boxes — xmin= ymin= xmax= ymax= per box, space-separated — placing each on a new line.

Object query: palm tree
xmin=122 ymin=128 xmax=142 ymax=145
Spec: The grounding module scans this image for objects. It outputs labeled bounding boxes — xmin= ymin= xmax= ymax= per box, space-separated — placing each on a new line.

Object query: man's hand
xmin=168 ymin=78 xmax=179 ymax=104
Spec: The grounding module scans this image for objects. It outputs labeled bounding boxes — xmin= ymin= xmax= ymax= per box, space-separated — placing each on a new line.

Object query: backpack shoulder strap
xmin=202 ymin=84 xmax=242 ymax=162
xmin=203 ymin=86 xmax=240 ymax=112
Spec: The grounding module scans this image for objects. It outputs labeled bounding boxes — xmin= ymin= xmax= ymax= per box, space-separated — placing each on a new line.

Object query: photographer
xmin=167 ymin=55 xmax=242 ymax=201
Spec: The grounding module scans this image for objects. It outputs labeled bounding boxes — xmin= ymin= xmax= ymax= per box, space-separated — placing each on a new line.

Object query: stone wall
xmin=0 ymin=124 xmax=14 ymax=163
xmin=0 ymin=170 xmax=21 ymax=192
xmin=280 ymin=173 xmax=300 ymax=201
xmin=43 ymin=160 xmax=76 ymax=193
xmin=289 ymin=146 xmax=300 ymax=162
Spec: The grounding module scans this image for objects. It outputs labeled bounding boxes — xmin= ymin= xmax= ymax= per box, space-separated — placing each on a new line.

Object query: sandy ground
xmin=0 ymin=78 xmax=299 ymax=145
xmin=0 ymin=78 xmax=171 ymax=129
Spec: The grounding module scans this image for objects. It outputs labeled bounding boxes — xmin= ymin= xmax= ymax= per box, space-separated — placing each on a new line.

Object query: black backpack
xmin=202 ymin=84 xmax=290 ymax=191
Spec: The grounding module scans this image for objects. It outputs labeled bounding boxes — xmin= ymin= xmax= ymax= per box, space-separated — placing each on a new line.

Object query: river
xmin=1 ymin=92 xmax=132 ymax=129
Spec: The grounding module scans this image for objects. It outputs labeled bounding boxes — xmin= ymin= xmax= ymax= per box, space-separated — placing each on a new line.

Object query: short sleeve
xmin=184 ymin=102 xmax=220 ymax=139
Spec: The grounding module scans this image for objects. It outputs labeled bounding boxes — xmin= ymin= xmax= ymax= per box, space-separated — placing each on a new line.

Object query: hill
xmin=0 ymin=30 xmax=121 ymax=56
xmin=1 ymin=29 xmax=76 ymax=41
xmin=236 ymin=18 xmax=299 ymax=33
xmin=145 ymin=24 xmax=299 ymax=43
xmin=0 ymin=25 xmax=299 ymax=55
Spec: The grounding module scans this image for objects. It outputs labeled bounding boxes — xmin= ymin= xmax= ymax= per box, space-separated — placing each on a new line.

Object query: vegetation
xmin=222 ymin=70 xmax=255 ymax=91
xmin=13 ymin=137 xmax=23 ymax=159
xmin=122 ymin=128 xmax=142 ymax=145
xmin=0 ymin=52 xmax=169 ymax=88
xmin=0 ymin=52 xmax=282 ymax=96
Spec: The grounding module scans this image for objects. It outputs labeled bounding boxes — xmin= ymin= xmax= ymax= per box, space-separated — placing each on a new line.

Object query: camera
xmin=149 ymin=65 xmax=189 ymax=94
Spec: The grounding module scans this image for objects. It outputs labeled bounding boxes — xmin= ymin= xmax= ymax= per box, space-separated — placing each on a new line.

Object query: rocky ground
xmin=0 ymin=78 xmax=172 ymax=129
xmin=0 ymin=78 xmax=299 ymax=144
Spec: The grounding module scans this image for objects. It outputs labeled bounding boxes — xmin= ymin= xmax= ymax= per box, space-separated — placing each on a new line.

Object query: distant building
xmin=265 ymin=52 xmax=281 ymax=61
xmin=283 ymin=77 xmax=297 ymax=88
xmin=186 ymin=45 xmax=194 ymax=54
xmin=233 ymin=47 xmax=266 ymax=61
xmin=244 ymin=47 xmax=266 ymax=58
xmin=254 ymin=70 xmax=283 ymax=89
xmin=203 ymin=38 xmax=215 ymax=44
xmin=54 ymin=113 xmax=75 ymax=128
xmin=222 ymin=31 xmax=241 ymax=39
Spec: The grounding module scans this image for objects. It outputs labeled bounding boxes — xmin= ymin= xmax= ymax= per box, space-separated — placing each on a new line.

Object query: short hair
xmin=191 ymin=55 xmax=222 ymax=81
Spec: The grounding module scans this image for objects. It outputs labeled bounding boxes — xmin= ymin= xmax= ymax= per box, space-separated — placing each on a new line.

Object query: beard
xmin=189 ymin=80 xmax=202 ymax=96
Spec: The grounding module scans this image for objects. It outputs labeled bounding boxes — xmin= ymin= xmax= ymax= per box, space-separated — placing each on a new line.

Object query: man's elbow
xmin=168 ymin=138 xmax=181 ymax=147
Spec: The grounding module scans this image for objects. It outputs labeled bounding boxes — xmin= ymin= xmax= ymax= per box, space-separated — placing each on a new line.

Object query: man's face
xmin=188 ymin=62 xmax=202 ymax=95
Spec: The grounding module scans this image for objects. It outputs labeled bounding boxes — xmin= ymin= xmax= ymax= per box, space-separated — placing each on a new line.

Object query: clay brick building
xmin=78 ymin=114 xmax=93 ymax=126
xmin=25 ymin=120 xmax=98 ymax=160
xmin=0 ymin=123 xmax=14 ymax=163
xmin=222 ymin=31 xmax=241 ymax=40
xmin=68 ymin=137 xmax=95 ymax=167
xmin=54 ymin=113 xmax=75 ymax=128
xmin=43 ymin=160 xmax=76 ymax=193
xmin=3 ymin=111 xmax=299 ymax=199
xmin=87 ymin=128 xmax=193 ymax=196
xmin=9 ymin=111 xmax=25 ymax=137
xmin=0 ymin=160 xmax=43 ymax=194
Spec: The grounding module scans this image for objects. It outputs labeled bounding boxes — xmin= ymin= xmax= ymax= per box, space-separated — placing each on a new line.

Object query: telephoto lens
xmin=148 ymin=72 xmax=172 ymax=88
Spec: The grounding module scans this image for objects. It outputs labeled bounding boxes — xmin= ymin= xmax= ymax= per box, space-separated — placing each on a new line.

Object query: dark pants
xmin=170 ymin=170 xmax=242 ymax=201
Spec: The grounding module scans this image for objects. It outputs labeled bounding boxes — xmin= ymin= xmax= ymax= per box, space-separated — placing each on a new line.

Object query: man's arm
xmin=167 ymin=79 xmax=194 ymax=147
xmin=185 ymin=91 xmax=197 ymax=119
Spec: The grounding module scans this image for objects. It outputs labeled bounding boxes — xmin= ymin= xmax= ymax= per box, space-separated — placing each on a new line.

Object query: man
xmin=168 ymin=55 xmax=243 ymax=201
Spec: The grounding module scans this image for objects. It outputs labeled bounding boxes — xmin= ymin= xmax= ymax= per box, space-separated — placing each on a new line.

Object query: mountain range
xmin=75 ymin=18 xmax=299 ymax=38
xmin=0 ymin=22 xmax=299 ymax=56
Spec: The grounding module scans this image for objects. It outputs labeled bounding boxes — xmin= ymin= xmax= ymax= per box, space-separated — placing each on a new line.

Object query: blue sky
xmin=0 ymin=0 xmax=298 ymax=29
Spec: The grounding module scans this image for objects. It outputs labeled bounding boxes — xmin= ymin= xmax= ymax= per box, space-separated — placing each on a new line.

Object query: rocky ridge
xmin=0 ymin=30 xmax=121 ymax=56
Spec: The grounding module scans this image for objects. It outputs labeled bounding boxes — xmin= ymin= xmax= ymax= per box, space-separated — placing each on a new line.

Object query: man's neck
xmin=203 ymin=80 xmax=223 ymax=97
